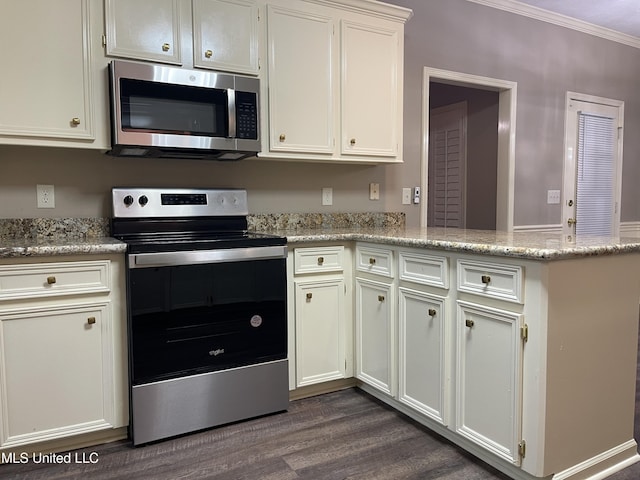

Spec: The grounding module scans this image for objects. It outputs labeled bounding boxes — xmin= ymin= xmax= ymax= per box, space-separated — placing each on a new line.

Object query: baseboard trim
xmin=289 ymin=378 xmax=357 ymax=401
xmin=513 ymin=224 xmax=562 ymax=233
xmin=552 ymin=440 xmax=640 ymax=480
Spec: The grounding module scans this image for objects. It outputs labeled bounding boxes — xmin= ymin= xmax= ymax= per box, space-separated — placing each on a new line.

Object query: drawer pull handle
xmin=71 ymin=117 xmax=81 ymax=126
xmin=205 ymin=49 xmax=213 ymax=58
xmin=317 ymin=257 xmax=324 ymax=265
xmin=87 ymin=317 xmax=96 ymax=325
xmin=378 ymin=295 xmax=385 ymax=302
xmin=306 ymin=293 xmax=312 ymax=300
xmin=47 ymin=276 xmax=57 ymax=285
xmin=350 ymin=138 xmax=356 ymax=146
xmin=279 ymin=134 xmax=286 ymax=142
xmin=162 ymin=43 xmax=171 ymax=52
xmin=481 ymin=275 xmax=491 ymax=284
xmin=428 ymin=308 xmax=436 ymax=317
xmin=465 ymin=319 xmax=475 ymax=328
xmin=369 ymin=257 xmax=376 ymax=265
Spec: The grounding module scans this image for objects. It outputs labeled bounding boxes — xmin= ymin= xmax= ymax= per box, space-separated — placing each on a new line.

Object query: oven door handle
xmin=128 ymin=245 xmax=287 ymax=268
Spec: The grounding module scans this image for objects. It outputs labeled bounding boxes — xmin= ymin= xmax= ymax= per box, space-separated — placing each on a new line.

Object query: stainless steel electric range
xmin=111 ymin=187 xmax=288 ymax=445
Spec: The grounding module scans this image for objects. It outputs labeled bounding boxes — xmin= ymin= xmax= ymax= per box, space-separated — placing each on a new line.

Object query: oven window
xmin=119 ymin=78 xmax=227 ymax=137
xmin=128 ymin=258 xmax=287 ymax=385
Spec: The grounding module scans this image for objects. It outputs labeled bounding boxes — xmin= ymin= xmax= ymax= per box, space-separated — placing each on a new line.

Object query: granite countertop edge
xmin=3 ymin=227 xmax=640 ymax=261
xmin=277 ymin=227 xmax=640 ymax=261
xmin=0 ymin=237 xmax=127 ymax=259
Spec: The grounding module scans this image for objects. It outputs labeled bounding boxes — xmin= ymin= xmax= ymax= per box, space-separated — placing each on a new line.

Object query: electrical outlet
xmin=369 ymin=183 xmax=380 ymax=200
xmin=37 ymin=184 xmax=55 ymax=208
xmin=547 ymin=189 xmax=561 ymax=204
xmin=402 ymin=188 xmax=411 ymax=205
xmin=413 ymin=186 xmax=421 ymax=204
xmin=322 ymin=187 xmax=333 ymax=206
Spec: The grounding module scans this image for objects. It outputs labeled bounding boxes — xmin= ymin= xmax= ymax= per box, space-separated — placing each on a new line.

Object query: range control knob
xmin=138 ymin=195 xmax=149 ymax=206
xmin=123 ymin=195 xmax=134 ymax=206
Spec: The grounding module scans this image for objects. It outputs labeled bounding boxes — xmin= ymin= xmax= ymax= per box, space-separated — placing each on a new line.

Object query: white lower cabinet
xmin=355 ymin=277 xmax=394 ymax=396
xmin=456 ymin=300 xmax=524 ymax=464
xmin=290 ymin=245 xmax=351 ymax=389
xmin=398 ymin=287 xmax=447 ymax=425
xmin=0 ymin=256 xmax=128 ymax=450
xmin=294 ymin=278 xmax=346 ymax=386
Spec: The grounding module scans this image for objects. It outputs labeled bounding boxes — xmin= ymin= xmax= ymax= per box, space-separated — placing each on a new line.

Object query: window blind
xmin=575 ymin=112 xmax=615 ymax=236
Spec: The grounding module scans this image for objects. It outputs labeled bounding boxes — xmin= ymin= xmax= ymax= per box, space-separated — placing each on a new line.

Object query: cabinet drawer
xmin=457 ymin=259 xmax=523 ymax=303
xmin=294 ymin=246 xmax=344 ymax=274
xmin=0 ymin=261 xmax=111 ymax=301
xmin=399 ymin=251 xmax=448 ymax=288
xmin=356 ymin=245 xmax=393 ymax=278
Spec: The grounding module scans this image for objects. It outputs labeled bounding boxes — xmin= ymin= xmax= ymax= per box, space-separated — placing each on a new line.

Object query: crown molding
xmin=304 ymin=0 xmax=413 ymax=23
xmin=465 ymin=0 xmax=640 ymax=49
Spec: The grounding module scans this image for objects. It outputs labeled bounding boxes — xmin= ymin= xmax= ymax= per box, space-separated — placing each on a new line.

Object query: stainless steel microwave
xmin=107 ymin=60 xmax=260 ymax=160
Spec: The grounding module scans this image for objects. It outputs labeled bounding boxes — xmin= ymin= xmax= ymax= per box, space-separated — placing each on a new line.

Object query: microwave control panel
xmin=236 ymin=92 xmax=258 ymax=140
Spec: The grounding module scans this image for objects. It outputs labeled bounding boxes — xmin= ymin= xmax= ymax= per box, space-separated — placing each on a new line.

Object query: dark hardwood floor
xmin=2 ymin=331 xmax=640 ymax=480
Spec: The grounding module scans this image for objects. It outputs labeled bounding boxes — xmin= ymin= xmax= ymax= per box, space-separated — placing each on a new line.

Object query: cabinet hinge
xmin=518 ymin=440 xmax=526 ymax=458
xmin=521 ymin=324 xmax=529 ymax=342
xmin=101 ymin=34 xmax=107 ymax=48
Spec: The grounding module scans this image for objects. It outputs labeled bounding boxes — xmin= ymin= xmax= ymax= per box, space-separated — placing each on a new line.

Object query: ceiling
xmin=515 ymin=0 xmax=640 ymax=38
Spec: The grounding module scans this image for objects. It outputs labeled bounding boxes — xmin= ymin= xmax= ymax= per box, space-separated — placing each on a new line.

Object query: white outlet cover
xmin=37 ymin=184 xmax=55 ymax=209
xmin=322 ymin=187 xmax=333 ymax=206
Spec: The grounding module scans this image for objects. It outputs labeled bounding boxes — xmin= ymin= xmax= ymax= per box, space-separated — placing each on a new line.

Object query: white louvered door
xmin=563 ymin=94 xmax=623 ymax=237
xmin=428 ymin=102 xmax=467 ymax=228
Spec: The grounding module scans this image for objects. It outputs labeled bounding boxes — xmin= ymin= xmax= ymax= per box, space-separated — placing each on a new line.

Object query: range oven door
xmin=127 ymin=246 xmax=287 ymax=386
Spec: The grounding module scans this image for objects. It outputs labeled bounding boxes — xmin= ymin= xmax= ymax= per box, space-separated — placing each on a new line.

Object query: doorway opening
xmin=421 ymin=67 xmax=517 ymax=231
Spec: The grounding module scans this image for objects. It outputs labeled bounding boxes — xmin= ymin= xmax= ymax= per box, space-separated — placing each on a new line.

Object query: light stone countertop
xmin=274 ymin=226 xmax=640 ymax=260
xmin=0 ymin=236 xmax=127 ymax=259
xmin=2 ymin=226 xmax=640 ymax=261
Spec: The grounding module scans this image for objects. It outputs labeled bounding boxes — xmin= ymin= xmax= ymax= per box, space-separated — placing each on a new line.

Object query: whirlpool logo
xmin=209 ymin=348 xmax=225 ymax=357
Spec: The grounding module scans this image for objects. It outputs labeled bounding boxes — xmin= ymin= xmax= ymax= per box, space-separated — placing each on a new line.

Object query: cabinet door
xmin=341 ymin=20 xmax=399 ymax=157
xmin=294 ymin=278 xmax=345 ymax=386
xmin=355 ymin=278 xmax=394 ymax=396
xmin=193 ymin=0 xmax=259 ymax=75
xmin=0 ymin=0 xmax=94 ymax=142
xmin=0 ymin=303 xmax=116 ymax=448
xmin=456 ymin=301 xmax=523 ymax=464
xmin=105 ymin=0 xmax=181 ymax=64
xmin=398 ymin=287 xmax=447 ymax=425
xmin=266 ymin=5 xmax=335 ymax=154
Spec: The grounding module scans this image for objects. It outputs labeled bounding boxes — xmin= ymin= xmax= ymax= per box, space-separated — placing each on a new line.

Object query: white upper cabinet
xmin=105 ymin=0 xmax=259 ymax=74
xmin=105 ymin=0 xmax=182 ymax=65
xmin=266 ymin=4 xmax=335 ymax=154
xmin=193 ymin=0 xmax=259 ymax=75
xmin=261 ymin=0 xmax=411 ymax=164
xmin=341 ymin=21 xmax=399 ymax=158
xmin=0 ymin=0 xmax=108 ymax=149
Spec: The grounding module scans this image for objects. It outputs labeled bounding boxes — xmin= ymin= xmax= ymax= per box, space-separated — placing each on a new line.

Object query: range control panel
xmin=112 ymin=188 xmax=249 ymax=218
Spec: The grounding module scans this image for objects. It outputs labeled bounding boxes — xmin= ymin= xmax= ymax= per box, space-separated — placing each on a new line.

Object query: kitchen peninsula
xmin=2 ymin=222 xmax=640 ymax=480
xmin=282 ymin=225 xmax=640 ymax=480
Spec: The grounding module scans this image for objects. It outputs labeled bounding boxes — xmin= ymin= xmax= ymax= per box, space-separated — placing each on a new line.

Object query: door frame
xmin=421 ymin=67 xmax=517 ymax=231
xmin=561 ymin=91 xmax=624 ymax=237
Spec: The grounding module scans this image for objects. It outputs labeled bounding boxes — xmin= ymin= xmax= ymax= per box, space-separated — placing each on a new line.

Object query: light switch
xmin=369 ymin=183 xmax=380 ymax=200
xmin=402 ymin=188 xmax=411 ymax=205
xmin=547 ymin=190 xmax=561 ymax=204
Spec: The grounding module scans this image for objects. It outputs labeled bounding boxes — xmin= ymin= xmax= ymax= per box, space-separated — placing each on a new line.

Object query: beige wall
xmin=0 ymin=145 xmax=395 ymax=218
xmin=2 ymin=1 xmax=640 ymax=229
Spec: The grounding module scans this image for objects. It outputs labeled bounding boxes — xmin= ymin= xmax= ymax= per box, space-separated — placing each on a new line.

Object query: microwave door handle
xmin=227 ymin=88 xmax=236 ymax=138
